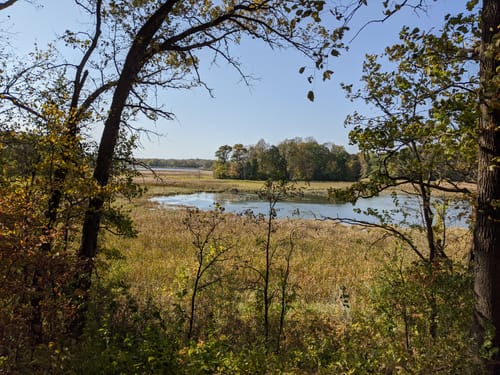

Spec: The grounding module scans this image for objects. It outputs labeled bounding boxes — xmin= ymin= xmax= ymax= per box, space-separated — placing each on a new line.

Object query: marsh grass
xmin=134 ymin=169 xmax=355 ymax=198
xmin=135 ymin=170 xmax=474 ymax=210
xmin=95 ymin=173 xmax=476 ymax=373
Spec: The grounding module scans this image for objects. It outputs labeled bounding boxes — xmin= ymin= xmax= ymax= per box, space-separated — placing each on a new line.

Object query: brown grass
xmin=107 ymin=196 xmax=471 ymax=344
xmin=102 ymin=172 xmax=472 ymax=354
xmin=134 ymin=169 xmax=355 ymax=198
xmin=134 ymin=170 xmax=475 ymax=201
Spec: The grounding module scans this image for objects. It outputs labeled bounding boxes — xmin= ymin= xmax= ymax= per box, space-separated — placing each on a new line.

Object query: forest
xmin=213 ymin=138 xmax=362 ymax=181
xmin=139 ymin=158 xmax=214 ymax=170
xmin=1 ymin=0 xmax=500 ymax=374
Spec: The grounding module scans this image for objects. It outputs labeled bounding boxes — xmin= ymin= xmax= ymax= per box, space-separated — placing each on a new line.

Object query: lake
xmin=151 ymin=192 xmax=471 ymax=227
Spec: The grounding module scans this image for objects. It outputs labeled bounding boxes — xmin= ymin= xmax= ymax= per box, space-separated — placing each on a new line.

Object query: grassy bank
xmin=134 ymin=169 xmax=475 ymax=200
xmin=134 ymin=169 xmax=355 ymax=198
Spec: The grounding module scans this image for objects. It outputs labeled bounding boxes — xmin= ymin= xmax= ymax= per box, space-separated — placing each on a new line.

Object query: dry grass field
xmin=122 ymin=169 xmax=472 ymax=313
xmin=134 ymin=169 xmax=357 ymax=198
xmin=94 ymin=170 xmax=476 ymax=373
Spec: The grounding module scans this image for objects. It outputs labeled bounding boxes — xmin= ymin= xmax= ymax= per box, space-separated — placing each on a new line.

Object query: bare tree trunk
xmin=474 ymin=1 xmax=500 ymax=372
xmin=79 ymin=0 xmax=175 ymax=259
xmin=277 ymin=234 xmax=293 ymax=353
xmin=417 ymin=180 xmax=439 ymax=339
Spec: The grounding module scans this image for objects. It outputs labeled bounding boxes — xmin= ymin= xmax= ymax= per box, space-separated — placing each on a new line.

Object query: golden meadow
xmin=93 ymin=169 xmax=475 ymax=373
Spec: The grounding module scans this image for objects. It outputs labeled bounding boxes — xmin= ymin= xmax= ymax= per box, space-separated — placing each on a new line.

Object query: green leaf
xmin=323 ymin=70 xmax=334 ymax=81
xmin=307 ymin=90 xmax=315 ymax=102
xmin=298 ymin=66 xmax=305 ymax=74
xmin=466 ymin=0 xmax=478 ymax=11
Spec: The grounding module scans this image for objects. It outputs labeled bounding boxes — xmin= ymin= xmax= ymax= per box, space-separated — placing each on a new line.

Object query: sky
xmin=3 ymin=0 xmax=470 ymax=160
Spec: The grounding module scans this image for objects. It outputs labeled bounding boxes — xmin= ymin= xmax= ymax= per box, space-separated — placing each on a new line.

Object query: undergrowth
xmin=64 ymin=201 xmax=480 ymax=374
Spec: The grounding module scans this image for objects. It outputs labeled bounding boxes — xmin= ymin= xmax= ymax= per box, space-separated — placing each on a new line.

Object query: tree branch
xmin=0 ymin=0 xmax=17 ymax=11
xmin=322 ymin=216 xmax=427 ymax=262
xmin=343 ymin=0 xmax=426 ymax=43
xmin=69 ymin=0 xmax=102 ymax=121
xmin=0 ymin=94 xmax=45 ymax=119
xmin=77 ymin=80 xmax=118 ymax=119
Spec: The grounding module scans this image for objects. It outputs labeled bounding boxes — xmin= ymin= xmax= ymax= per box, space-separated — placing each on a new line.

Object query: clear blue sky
xmin=3 ymin=0 xmax=469 ymax=159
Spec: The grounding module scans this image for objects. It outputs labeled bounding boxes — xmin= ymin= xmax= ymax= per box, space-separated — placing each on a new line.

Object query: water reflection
xmin=151 ymin=192 xmax=470 ymax=228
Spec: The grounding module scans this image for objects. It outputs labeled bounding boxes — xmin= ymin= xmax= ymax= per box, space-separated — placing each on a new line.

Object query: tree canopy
xmin=214 ymin=138 xmax=362 ymax=181
xmin=0 ymin=0 xmax=345 ymax=354
xmin=333 ymin=12 xmax=478 ymax=201
xmin=2 ymin=0 xmax=500 ymax=373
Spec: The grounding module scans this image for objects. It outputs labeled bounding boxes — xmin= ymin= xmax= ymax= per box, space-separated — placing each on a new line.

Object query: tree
xmin=0 ymin=127 xmax=85 ymax=370
xmin=214 ymin=145 xmax=233 ymax=178
xmin=259 ymin=145 xmax=287 ymax=180
xmin=230 ymin=143 xmax=248 ymax=179
xmin=334 ymin=1 xmax=500 ymax=369
xmin=254 ymin=179 xmax=300 ymax=351
xmin=0 ymin=0 xmax=18 ymax=11
xmin=182 ymin=205 xmax=234 ymax=340
xmin=1 ymin=0 xmax=149 ymax=340
xmin=331 ymin=1 xmax=500 ymax=370
xmin=295 ymin=138 xmax=326 ymax=180
xmin=215 ymin=137 xmax=361 ymax=181
xmin=78 ymin=0 xmax=340 ymax=257
xmin=331 ymin=11 xmax=477 ymax=339
xmin=277 ymin=138 xmax=302 ymax=179
xmin=473 ymin=1 xmax=500 ymax=371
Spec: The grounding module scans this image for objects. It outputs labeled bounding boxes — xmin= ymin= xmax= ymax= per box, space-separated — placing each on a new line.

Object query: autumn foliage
xmin=0 ymin=181 xmax=79 ymax=371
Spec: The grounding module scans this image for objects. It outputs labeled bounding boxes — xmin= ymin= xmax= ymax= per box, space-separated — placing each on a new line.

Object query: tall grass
xmin=134 ymin=169 xmax=355 ymax=197
xmin=90 ymin=174 xmax=477 ymax=373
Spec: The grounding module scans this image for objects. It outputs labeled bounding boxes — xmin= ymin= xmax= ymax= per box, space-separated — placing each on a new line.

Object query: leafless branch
xmin=77 ymin=80 xmax=118 ymax=118
xmin=343 ymin=0 xmax=427 ymax=43
xmin=0 ymin=0 xmax=17 ymax=11
xmin=124 ymin=102 xmax=174 ymax=121
xmin=1 ymin=94 xmax=45 ymax=119
xmin=74 ymin=0 xmax=92 ymax=14
xmin=69 ymin=0 xmax=102 ymax=118
xmin=188 ymin=50 xmax=214 ymax=96
xmin=206 ymin=44 xmax=251 ymax=86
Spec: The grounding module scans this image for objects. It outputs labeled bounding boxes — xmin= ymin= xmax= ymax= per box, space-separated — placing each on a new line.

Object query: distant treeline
xmin=214 ymin=138 xmax=363 ymax=181
xmin=138 ymin=158 xmax=214 ymax=170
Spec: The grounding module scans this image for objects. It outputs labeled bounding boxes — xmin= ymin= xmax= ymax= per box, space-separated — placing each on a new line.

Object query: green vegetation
xmin=73 ymin=176 xmax=478 ymax=373
xmin=0 ymin=1 xmax=342 ymax=366
xmin=330 ymin=13 xmax=478 ymax=343
xmin=138 ymin=158 xmax=214 ymax=170
xmin=214 ymin=138 xmax=362 ymax=181
xmin=2 ymin=0 xmax=500 ymax=373
xmin=1 ymin=164 xmax=480 ymax=373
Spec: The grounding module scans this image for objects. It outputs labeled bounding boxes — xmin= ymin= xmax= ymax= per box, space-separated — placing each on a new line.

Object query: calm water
xmin=151 ymin=192 xmax=470 ymax=227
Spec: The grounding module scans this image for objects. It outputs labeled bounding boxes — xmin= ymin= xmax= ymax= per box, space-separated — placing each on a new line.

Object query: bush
xmin=67 ymin=279 xmax=180 ymax=374
xmin=328 ymin=253 xmax=482 ymax=374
